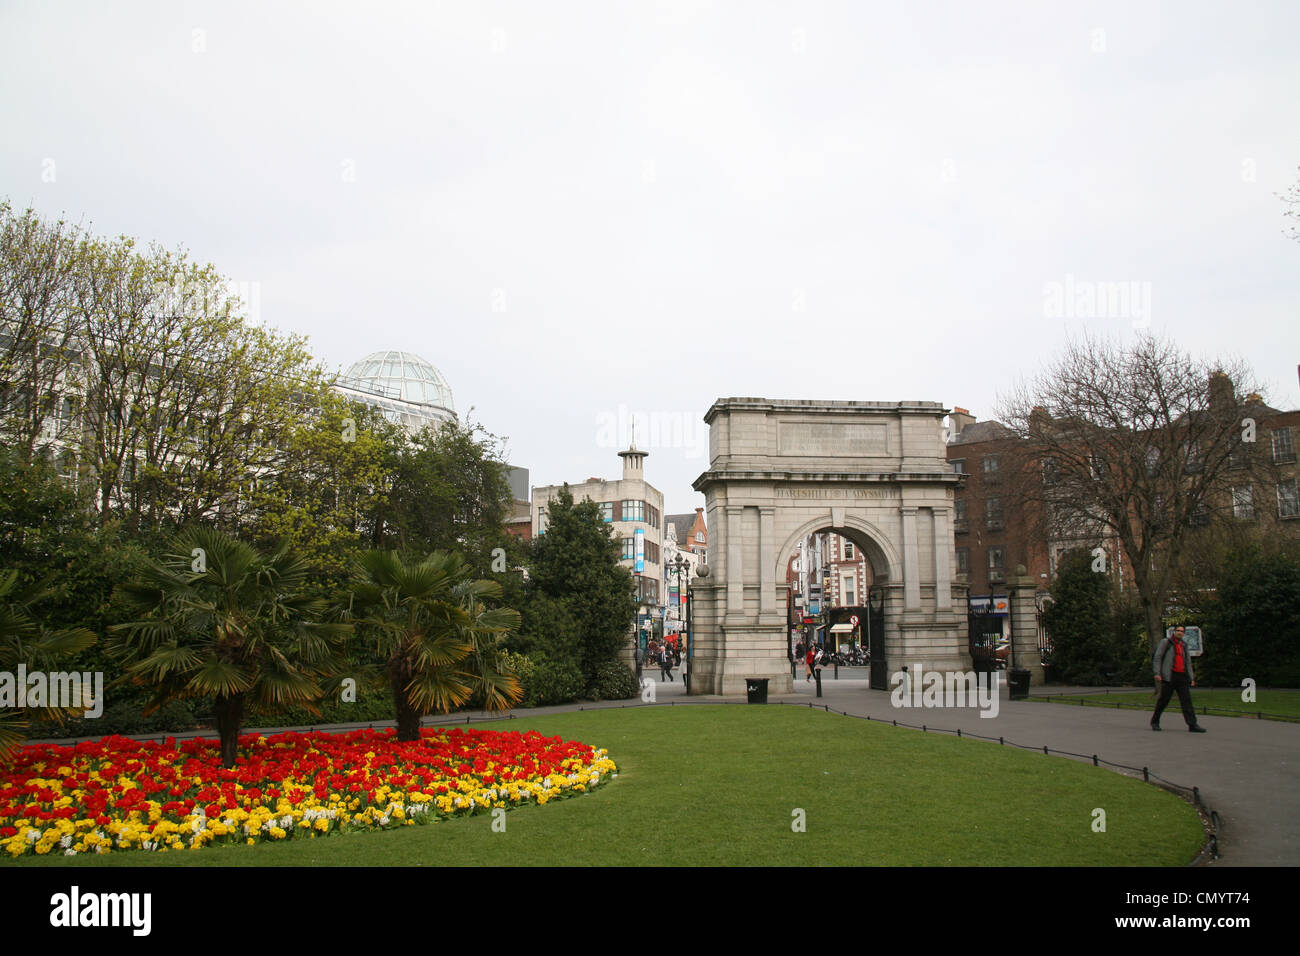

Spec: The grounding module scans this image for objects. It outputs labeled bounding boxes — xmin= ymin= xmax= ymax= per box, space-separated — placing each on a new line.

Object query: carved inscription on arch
xmin=777 ymin=421 xmax=888 ymax=456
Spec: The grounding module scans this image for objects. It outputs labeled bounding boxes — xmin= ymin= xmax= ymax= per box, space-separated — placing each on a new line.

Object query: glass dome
xmin=339 ymin=351 xmax=455 ymax=413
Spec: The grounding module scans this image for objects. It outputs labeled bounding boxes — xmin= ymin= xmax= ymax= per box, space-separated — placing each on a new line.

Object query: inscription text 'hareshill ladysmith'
xmin=774 ymin=488 xmax=899 ymax=498
xmin=777 ymin=422 xmax=888 ymax=456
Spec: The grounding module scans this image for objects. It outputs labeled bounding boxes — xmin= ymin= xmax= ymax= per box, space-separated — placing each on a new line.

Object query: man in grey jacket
xmin=1151 ymin=625 xmax=1206 ymax=732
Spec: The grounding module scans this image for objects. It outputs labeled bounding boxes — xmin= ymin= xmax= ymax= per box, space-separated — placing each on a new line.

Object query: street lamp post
xmin=666 ymin=554 xmax=689 ymax=683
xmin=688 ymin=561 xmax=709 ymax=694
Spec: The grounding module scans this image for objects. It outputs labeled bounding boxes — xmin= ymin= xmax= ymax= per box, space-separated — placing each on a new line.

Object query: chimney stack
xmin=948 ymin=407 xmax=975 ymax=441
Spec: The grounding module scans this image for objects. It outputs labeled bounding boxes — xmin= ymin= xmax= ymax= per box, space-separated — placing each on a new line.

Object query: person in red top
xmin=805 ymin=645 xmax=818 ymax=682
xmin=1151 ymin=625 xmax=1206 ymax=732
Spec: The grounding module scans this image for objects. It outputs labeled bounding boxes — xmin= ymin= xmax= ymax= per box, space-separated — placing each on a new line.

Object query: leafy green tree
xmin=0 ymin=570 xmax=98 ymax=756
xmin=0 ymin=201 xmax=83 ymax=463
xmin=345 ymin=550 xmax=521 ymax=741
xmin=387 ymin=418 xmax=514 ymax=572
xmin=1041 ymin=549 xmax=1133 ymax=685
xmin=526 ymin=485 xmax=636 ymax=684
xmin=246 ymin=393 xmax=403 ymax=595
xmin=1203 ymin=543 xmax=1300 ymax=687
xmin=109 ymin=527 xmax=350 ymax=767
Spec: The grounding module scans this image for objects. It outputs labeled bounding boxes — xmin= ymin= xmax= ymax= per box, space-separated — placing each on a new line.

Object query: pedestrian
xmin=805 ymin=644 xmax=816 ymax=682
xmin=1151 ymin=625 xmax=1206 ymax=732
xmin=660 ymin=643 xmax=674 ymax=682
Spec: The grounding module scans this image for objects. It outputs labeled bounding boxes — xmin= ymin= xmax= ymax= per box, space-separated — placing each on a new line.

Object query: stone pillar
xmin=759 ymin=507 xmax=777 ymax=616
xmin=726 ymin=506 xmax=743 ymax=618
xmin=1008 ymin=568 xmax=1044 ymax=685
xmin=901 ymin=506 xmax=920 ymax=610
xmin=932 ymin=506 xmax=951 ymax=613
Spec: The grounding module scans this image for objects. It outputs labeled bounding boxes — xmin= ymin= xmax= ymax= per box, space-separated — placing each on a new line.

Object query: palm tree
xmin=0 ymin=570 xmax=98 ymax=758
xmin=110 ymin=527 xmax=350 ymax=768
xmin=346 ymin=550 xmax=521 ymax=741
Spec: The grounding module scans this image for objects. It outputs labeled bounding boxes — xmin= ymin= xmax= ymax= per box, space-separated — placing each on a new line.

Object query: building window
xmin=843 ymin=540 xmax=854 ymax=559
xmin=621 ymin=537 xmax=636 ymax=560
xmin=987 ymin=547 xmax=1005 ymax=581
xmin=1143 ymin=448 xmax=1160 ymax=478
xmin=1185 ymin=441 xmax=1203 ymax=474
xmin=955 ymin=548 xmax=969 ymax=575
xmin=1273 ymin=427 xmax=1296 ymax=464
xmin=646 ymin=504 xmax=660 ymax=529
xmin=695 ymin=531 xmax=705 ymax=543
xmin=1279 ymin=479 xmax=1299 ymax=519
xmin=644 ymin=541 xmax=660 ymax=565
xmin=1229 ymin=438 xmax=1250 ymax=469
xmin=598 ymin=502 xmax=614 ymax=522
xmin=985 ymin=497 xmax=1004 ymax=530
xmin=951 ymin=459 xmax=965 ymax=475
xmin=1232 ymin=486 xmax=1255 ymax=520
xmin=537 ymin=506 xmax=547 ymax=534
xmin=954 ymin=498 xmax=968 ymax=533
xmin=842 ymin=575 xmax=855 ymax=606
xmin=1090 ymin=454 xmax=1107 ymax=480
xmin=1189 ymin=501 xmax=1210 ymax=526
xmin=1042 ymin=457 xmax=1060 ymax=485
xmin=621 ymin=499 xmax=645 ymax=522
xmin=983 ymin=456 xmax=999 ymax=482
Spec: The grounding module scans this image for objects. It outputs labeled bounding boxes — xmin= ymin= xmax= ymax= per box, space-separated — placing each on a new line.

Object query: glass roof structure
xmin=332 ymin=350 xmax=456 ymax=433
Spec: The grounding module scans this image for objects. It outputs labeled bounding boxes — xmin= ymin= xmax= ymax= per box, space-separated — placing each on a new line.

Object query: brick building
xmin=946 ymin=408 xmax=1051 ymax=595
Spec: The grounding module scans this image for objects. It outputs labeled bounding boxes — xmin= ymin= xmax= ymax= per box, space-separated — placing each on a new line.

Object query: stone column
xmin=1008 ymin=567 xmax=1044 ymax=684
xmin=726 ymin=506 xmax=743 ymax=618
xmin=759 ymin=507 xmax=776 ymax=615
xmin=932 ymin=506 xmax=951 ymax=613
xmin=901 ymin=506 xmax=920 ymax=610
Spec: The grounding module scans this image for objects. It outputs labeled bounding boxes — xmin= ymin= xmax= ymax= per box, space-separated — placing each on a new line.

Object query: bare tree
xmin=996 ymin=333 xmax=1270 ymax=649
xmin=1279 ymin=165 xmax=1300 ymax=244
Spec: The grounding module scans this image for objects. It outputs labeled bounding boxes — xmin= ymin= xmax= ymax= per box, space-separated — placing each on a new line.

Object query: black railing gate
xmin=867 ymin=587 xmax=887 ymax=690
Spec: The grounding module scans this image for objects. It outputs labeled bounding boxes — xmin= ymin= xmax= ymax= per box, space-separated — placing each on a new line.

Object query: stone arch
xmin=775 ymin=513 xmax=901 ymax=588
xmin=688 ymin=397 xmax=968 ymax=697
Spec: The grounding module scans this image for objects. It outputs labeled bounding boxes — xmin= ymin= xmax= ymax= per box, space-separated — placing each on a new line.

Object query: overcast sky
xmin=4 ymin=1 xmax=1297 ymax=514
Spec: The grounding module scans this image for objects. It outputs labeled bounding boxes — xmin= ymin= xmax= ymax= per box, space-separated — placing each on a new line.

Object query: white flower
xmin=64 ymin=849 xmax=77 ymax=856
xmin=60 ymin=835 xmax=72 ymax=848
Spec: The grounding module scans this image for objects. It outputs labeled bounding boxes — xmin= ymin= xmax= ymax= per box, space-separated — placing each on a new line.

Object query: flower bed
xmin=0 ymin=727 xmax=617 ymax=857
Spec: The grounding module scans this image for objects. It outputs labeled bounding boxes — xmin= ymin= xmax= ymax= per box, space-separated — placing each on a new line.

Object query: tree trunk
xmin=390 ymin=660 xmax=423 ymax=741
xmin=1144 ymin=601 xmax=1164 ymax=656
xmin=213 ymin=693 xmax=245 ymax=769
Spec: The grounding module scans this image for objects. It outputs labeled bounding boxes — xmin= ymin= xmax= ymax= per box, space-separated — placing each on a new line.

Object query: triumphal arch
xmin=689 ymin=398 xmax=968 ymax=696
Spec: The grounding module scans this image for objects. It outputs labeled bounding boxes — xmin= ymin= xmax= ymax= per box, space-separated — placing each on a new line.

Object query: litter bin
xmin=745 ymin=678 xmax=769 ymax=704
xmin=1008 ymin=668 xmax=1031 ymax=700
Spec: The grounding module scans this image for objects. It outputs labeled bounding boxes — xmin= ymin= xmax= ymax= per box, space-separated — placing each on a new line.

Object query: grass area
xmin=4 ymin=705 xmax=1205 ymax=867
xmin=1027 ymin=688 xmax=1300 ymax=722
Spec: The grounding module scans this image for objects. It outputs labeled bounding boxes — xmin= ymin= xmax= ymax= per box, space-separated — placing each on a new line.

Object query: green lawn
xmin=5 ymin=705 xmax=1206 ymax=867
xmin=1027 ymin=689 xmax=1300 ymax=722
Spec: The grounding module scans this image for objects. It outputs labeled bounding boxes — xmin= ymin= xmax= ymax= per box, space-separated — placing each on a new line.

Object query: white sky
xmin=4 ymin=0 xmax=1298 ymax=514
